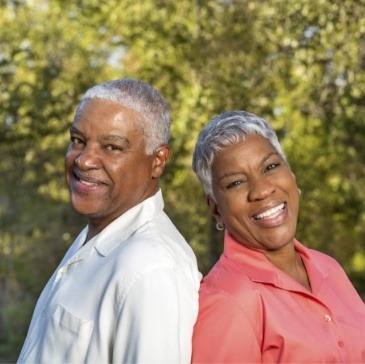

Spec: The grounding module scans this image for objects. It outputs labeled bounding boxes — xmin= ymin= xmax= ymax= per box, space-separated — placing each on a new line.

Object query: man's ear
xmin=206 ymin=195 xmax=221 ymax=223
xmin=151 ymin=145 xmax=170 ymax=178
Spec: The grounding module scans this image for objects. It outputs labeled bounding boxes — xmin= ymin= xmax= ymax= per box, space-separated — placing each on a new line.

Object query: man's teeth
xmin=80 ymin=179 xmax=98 ymax=186
xmin=254 ymin=203 xmax=285 ymax=220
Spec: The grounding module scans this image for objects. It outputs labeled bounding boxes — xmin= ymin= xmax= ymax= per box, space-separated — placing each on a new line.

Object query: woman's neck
xmin=265 ymin=244 xmax=312 ymax=292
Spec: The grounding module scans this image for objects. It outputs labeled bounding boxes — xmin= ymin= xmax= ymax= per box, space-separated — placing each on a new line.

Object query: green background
xmin=1 ymin=0 xmax=365 ymax=360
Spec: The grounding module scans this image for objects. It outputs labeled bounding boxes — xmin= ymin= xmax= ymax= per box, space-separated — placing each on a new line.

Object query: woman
xmin=191 ymin=110 xmax=365 ymax=363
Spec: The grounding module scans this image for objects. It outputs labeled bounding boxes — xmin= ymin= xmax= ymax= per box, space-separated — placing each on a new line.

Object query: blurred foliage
xmin=1 ymin=0 xmax=365 ymax=360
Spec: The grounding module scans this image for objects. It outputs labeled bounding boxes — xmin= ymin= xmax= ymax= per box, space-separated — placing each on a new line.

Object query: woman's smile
xmin=209 ymin=134 xmax=300 ymax=252
xmin=252 ymin=202 xmax=285 ymax=220
xmin=252 ymin=202 xmax=288 ymax=228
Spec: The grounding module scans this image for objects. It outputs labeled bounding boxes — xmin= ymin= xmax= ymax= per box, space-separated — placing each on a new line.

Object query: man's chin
xmin=71 ymin=201 xmax=100 ymax=217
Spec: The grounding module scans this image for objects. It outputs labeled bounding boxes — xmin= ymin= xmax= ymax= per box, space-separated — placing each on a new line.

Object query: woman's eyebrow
xmin=219 ymin=171 xmax=245 ymax=182
xmin=261 ymin=151 xmax=280 ymax=164
xmin=218 ymin=152 xmax=280 ymax=182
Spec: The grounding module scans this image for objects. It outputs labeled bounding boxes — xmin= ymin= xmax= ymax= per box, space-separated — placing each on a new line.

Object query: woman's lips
xmin=252 ymin=203 xmax=288 ymax=228
xmin=253 ymin=203 xmax=286 ymax=220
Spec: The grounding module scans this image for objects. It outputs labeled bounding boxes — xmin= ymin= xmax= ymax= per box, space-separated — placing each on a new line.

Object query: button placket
xmin=324 ymin=314 xmax=332 ymax=322
xmin=59 ymin=266 xmax=68 ymax=275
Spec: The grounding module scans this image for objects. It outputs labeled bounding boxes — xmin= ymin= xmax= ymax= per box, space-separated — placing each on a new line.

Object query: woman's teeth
xmin=254 ymin=203 xmax=285 ymax=220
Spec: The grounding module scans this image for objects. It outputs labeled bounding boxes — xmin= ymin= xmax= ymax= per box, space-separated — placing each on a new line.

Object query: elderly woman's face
xmin=209 ymin=134 xmax=300 ymax=252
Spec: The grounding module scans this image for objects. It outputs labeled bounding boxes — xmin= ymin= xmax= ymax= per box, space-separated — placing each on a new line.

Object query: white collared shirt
xmin=18 ymin=190 xmax=202 ymax=363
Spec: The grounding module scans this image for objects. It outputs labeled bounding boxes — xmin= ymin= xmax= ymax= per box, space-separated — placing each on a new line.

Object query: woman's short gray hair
xmin=81 ymin=78 xmax=171 ymax=154
xmin=192 ymin=110 xmax=286 ymax=198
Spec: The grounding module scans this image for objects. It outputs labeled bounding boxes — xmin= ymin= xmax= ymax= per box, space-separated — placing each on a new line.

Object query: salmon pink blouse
xmin=192 ymin=231 xmax=365 ymax=363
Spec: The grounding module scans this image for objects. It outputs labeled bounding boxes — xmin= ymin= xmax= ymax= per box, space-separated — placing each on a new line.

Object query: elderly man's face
xmin=208 ymin=134 xmax=300 ymax=253
xmin=65 ymin=99 xmax=163 ymax=232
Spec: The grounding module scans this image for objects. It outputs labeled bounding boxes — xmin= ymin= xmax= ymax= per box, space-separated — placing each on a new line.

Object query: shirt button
xmin=59 ymin=267 xmax=67 ymax=275
xmin=324 ymin=314 xmax=332 ymax=322
xmin=338 ymin=340 xmax=344 ymax=347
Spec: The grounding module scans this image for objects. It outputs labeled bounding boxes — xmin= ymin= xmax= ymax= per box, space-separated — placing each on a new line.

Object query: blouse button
xmin=338 ymin=340 xmax=345 ymax=347
xmin=324 ymin=314 xmax=332 ymax=322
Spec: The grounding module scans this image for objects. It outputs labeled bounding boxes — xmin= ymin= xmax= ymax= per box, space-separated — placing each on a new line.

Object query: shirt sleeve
xmin=113 ymin=265 xmax=199 ymax=364
xmin=192 ymin=291 xmax=262 ymax=363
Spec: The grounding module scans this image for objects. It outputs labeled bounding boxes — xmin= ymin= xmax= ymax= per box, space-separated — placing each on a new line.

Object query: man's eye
xmin=106 ymin=145 xmax=123 ymax=152
xmin=70 ymin=136 xmax=84 ymax=145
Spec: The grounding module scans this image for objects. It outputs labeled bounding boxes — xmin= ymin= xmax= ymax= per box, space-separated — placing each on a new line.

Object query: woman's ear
xmin=151 ymin=145 xmax=170 ymax=178
xmin=206 ymin=195 xmax=221 ymax=223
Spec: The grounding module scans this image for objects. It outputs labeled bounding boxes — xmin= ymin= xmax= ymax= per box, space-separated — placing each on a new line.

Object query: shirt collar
xmin=92 ymin=189 xmax=164 ymax=256
xmin=223 ymin=231 xmax=280 ymax=285
xmin=223 ymin=231 xmax=329 ymax=294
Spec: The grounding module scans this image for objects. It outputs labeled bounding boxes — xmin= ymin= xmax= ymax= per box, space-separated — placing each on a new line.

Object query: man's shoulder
xmin=104 ymin=214 xmax=199 ymax=280
xmin=120 ymin=215 xmax=195 ymax=267
xmin=107 ymin=216 xmax=201 ymax=305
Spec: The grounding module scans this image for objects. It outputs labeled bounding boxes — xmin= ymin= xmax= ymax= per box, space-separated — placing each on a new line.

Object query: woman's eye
xmin=265 ymin=163 xmax=280 ymax=172
xmin=226 ymin=180 xmax=244 ymax=189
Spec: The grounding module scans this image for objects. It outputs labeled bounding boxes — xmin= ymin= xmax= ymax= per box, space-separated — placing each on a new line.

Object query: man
xmin=18 ymin=78 xmax=202 ymax=363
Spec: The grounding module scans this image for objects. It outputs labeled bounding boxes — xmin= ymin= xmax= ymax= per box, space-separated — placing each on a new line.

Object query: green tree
xmin=1 ymin=0 xmax=365 ymax=360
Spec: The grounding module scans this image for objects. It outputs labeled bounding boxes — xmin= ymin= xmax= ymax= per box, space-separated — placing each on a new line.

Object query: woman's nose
xmin=248 ymin=178 xmax=275 ymax=201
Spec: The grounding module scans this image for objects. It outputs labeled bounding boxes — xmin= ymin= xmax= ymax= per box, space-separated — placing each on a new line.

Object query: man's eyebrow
xmin=69 ymin=126 xmax=82 ymax=135
xmin=69 ymin=127 xmax=130 ymax=146
xmin=100 ymin=135 xmax=130 ymax=146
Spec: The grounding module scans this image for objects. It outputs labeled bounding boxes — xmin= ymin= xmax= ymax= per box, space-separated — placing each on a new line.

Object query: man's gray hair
xmin=192 ymin=110 xmax=286 ymax=198
xmin=81 ymin=78 xmax=171 ymax=154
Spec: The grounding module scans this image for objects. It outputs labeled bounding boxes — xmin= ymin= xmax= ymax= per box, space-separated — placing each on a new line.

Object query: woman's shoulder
xmin=304 ymin=245 xmax=343 ymax=268
xmin=200 ymin=255 xmax=256 ymax=302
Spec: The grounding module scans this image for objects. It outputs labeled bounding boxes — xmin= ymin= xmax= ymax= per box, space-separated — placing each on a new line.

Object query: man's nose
xmin=74 ymin=146 xmax=101 ymax=170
